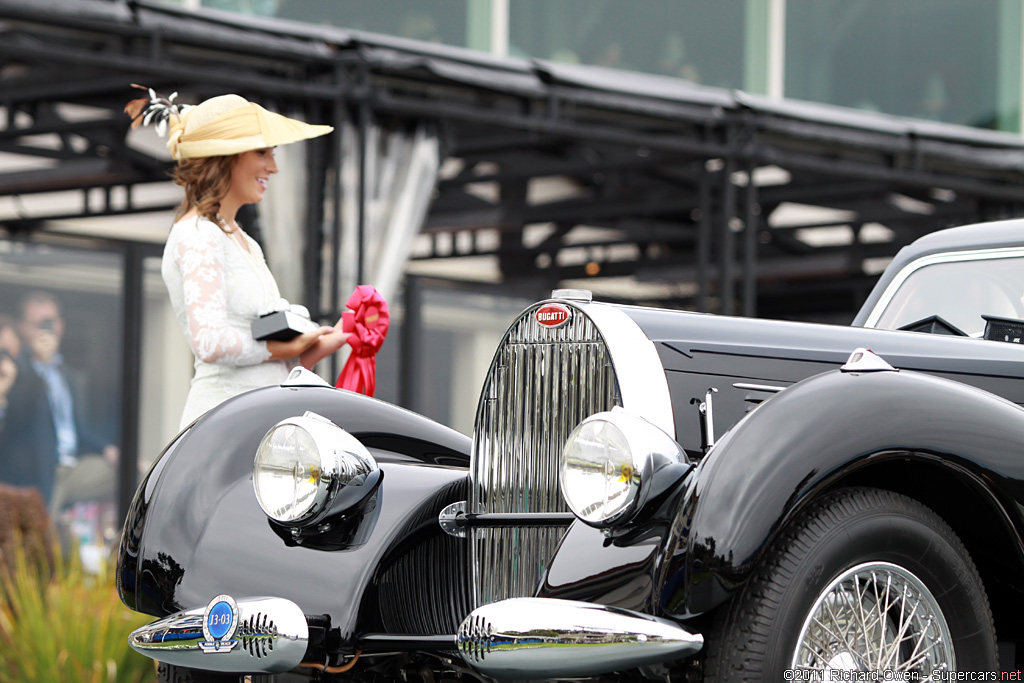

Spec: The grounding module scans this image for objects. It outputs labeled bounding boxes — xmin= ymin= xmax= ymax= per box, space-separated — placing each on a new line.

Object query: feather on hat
xmin=126 ymin=87 xmax=332 ymax=160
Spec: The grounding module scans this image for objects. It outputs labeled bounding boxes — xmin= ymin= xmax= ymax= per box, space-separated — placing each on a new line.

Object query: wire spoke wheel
xmin=792 ymin=561 xmax=954 ymax=677
xmin=703 ymin=488 xmax=996 ymax=681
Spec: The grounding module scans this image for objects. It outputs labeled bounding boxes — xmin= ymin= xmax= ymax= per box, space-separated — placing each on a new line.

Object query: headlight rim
xmin=559 ymin=407 xmax=686 ymax=528
xmin=253 ymin=411 xmax=378 ymax=527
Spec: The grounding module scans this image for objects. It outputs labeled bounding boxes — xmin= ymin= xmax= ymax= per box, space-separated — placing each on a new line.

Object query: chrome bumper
xmin=130 ymin=594 xmax=700 ymax=677
xmin=457 ymin=597 xmax=703 ymax=679
xmin=129 ymin=596 xmax=308 ymax=674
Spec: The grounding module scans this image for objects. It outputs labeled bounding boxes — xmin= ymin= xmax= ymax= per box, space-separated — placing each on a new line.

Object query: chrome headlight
xmin=560 ymin=408 xmax=689 ymax=527
xmin=253 ymin=411 xmax=379 ymax=526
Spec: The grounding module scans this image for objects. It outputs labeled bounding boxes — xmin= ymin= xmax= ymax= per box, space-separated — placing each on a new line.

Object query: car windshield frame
xmin=863 ymin=247 xmax=1024 ymax=337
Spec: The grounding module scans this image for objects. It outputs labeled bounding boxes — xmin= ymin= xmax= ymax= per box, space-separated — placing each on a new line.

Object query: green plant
xmin=0 ymin=537 xmax=156 ymax=683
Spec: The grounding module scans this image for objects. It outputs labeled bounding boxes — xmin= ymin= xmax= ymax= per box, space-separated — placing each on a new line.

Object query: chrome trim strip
xmin=129 ymin=597 xmax=309 ymax=673
xmin=698 ymin=387 xmax=718 ymax=449
xmin=733 ymin=382 xmax=785 ymax=393
xmin=458 ymin=598 xmax=703 ymax=678
xmin=863 ymin=247 xmax=1024 ymax=329
xmin=579 ymin=303 xmax=675 ymax=438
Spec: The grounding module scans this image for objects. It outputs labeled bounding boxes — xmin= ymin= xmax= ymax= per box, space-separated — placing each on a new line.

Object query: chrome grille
xmin=469 ymin=304 xmax=620 ymax=607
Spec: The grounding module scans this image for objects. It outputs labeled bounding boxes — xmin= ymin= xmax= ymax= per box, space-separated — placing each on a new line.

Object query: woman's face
xmin=227 ymin=148 xmax=278 ymax=205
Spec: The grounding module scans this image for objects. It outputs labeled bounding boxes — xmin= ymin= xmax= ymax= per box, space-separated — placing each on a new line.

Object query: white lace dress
xmin=162 ymin=215 xmax=292 ymax=429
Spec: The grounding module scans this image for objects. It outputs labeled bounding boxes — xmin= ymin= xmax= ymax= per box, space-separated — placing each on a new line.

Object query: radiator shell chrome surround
xmin=469 ymin=299 xmax=674 ymax=609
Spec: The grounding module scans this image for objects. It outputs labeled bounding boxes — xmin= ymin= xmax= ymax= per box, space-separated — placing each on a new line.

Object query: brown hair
xmin=18 ymin=291 xmax=60 ymax=321
xmin=0 ymin=313 xmax=16 ymax=333
xmin=172 ymin=155 xmax=237 ymax=231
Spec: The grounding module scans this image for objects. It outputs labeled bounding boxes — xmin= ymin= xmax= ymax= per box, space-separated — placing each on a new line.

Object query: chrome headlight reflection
xmin=560 ymin=408 xmax=689 ymax=527
xmin=253 ymin=411 xmax=378 ymax=526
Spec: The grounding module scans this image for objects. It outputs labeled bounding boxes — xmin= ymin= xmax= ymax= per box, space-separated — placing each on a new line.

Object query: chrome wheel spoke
xmin=791 ymin=562 xmax=954 ymax=675
xmin=899 ymin=615 xmax=937 ymax=672
xmin=881 ymin=588 xmax=921 ymax=671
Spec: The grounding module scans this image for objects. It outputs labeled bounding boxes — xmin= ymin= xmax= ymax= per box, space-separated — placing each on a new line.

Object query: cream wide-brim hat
xmin=167 ymin=94 xmax=332 ymax=160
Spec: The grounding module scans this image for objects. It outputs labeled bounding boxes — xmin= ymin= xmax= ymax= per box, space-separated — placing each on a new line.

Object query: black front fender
xmin=117 ymin=383 xmax=471 ymax=642
xmin=660 ymin=366 xmax=1024 ymax=617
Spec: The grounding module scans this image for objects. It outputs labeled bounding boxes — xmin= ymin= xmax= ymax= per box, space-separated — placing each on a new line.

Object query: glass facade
xmin=509 ymin=0 xmax=749 ymax=90
xmin=203 ymin=0 xmax=475 ymax=49
xmin=786 ymin=0 xmax=1020 ymax=131
xmin=185 ymin=0 xmax=1024 ymax=132
xmin=277 ymin=0 xmax=470 ymax=47
xmin=0 ymin=240 xmax=125 ymax=565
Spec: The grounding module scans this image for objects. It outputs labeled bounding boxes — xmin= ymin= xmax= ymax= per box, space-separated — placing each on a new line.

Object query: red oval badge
xmin=536 ymin=303 xmax=571 ymax=328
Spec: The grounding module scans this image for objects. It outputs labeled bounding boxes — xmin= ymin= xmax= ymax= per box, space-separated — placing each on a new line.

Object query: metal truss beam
xmin=2 ymin=0 xmax=1024 ymax=321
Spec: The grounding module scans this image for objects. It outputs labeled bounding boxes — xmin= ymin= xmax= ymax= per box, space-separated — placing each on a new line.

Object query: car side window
xmin=873 ymin=255 xmax=1024 ymax=337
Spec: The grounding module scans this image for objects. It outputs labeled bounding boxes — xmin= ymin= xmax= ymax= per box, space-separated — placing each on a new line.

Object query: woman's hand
xmin=265 ymin=326 xmax=334 ymax=362
xmin=299 ymin=327 xmax=350 ymax=369
xmin=0 ymin=354 xmax=16 ymax=408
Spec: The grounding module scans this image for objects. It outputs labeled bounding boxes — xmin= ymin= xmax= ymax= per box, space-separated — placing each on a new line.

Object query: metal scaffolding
xmin=4 ymin=0 xmax=1024 ymax=320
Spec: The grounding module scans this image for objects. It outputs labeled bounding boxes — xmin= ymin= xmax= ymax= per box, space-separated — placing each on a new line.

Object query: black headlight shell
xmin=559 ymin=407 xmax=689 ymax=528
xmin=253 ymin=411 xmax=381 ymax=527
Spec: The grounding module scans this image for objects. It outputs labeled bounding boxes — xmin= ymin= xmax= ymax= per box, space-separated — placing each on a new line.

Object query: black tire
xmin=703 ymin=487 xmax=996 ymax=680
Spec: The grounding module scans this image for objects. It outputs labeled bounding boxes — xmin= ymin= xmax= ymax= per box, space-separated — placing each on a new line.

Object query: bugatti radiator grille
xmin=469 ymin=304 xmax=620 ymax=608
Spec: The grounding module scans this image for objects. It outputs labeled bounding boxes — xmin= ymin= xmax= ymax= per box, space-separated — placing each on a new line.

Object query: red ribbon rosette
xmin=335 ymin=285 xmax=390 ymax=396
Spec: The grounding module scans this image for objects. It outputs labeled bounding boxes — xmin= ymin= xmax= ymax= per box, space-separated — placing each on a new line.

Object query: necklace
xmin=216 ymin=213 xmax=250 ymax=253
xmin=210 ymin=212 xmax=278 ymax=310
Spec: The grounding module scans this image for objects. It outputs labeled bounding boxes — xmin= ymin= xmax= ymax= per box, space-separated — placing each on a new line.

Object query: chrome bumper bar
xmin=129 ymin=596 xmax=308 ymax=674
xmin=130 ymin=595 xmax=701 ymax=677
xmin=457 ymin=597 xmax=703 ymax=679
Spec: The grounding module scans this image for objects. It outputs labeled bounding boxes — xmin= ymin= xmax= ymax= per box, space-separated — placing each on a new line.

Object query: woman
xmin=134 ymin=91 xmax=347 ymax=428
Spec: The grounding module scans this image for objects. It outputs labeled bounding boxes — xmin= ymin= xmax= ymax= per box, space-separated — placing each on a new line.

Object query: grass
xmin=0 ymin=536 xmax=156 ymax=683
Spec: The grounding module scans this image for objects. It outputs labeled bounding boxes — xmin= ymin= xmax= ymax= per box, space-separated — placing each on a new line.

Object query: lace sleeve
xmin=172 ymin=228 xmax=271 ymax=367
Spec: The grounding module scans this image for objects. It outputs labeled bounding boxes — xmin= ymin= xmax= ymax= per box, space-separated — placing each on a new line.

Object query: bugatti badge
xmin=536 ymin=303 xmax=571 ymax=328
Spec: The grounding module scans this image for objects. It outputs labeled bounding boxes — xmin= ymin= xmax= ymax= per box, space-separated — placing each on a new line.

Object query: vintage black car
xmin=118 ymin=219 xmax=1024 ymax=681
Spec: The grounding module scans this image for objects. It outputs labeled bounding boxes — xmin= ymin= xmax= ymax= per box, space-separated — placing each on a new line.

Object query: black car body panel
xmin=118 ymin=385 xmax=471 ymax=640
xmin=619 ymin=303 xmax=1024 ymax=459
xmin=117 ymin=219 xmax=1024 ymax=679
xmin=668 ymin=367 xmax=1024 ymax=616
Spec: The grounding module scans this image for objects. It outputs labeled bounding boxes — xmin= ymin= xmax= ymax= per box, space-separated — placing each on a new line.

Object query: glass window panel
xmin=872 ymin=256 xmax=1024 ymax=337
xmin=204 ymin=0 xmax=279 ymax=14
xmin=273 ymin=0 xmax=470 ymax=47
xmin=0 ymin=240 xmax=124 ymax=567
xmin=509 ymin=0 xmax=746 ymax=88
xmin=786 ymin=0 xmax=1018 ymax=131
